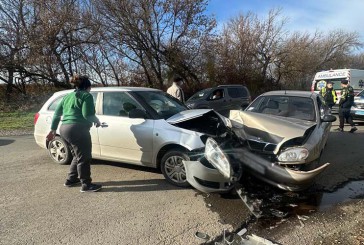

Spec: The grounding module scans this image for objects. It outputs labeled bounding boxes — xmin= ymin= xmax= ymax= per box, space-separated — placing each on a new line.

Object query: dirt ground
xmin=1 ymin=120 xmax=363 ymax=245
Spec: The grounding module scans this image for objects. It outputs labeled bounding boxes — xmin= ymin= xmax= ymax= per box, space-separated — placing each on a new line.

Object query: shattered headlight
xmin=278 ymin=147 xmax=309 ymax=162
xmin=205 ymin=137 xmax=231 ymax=178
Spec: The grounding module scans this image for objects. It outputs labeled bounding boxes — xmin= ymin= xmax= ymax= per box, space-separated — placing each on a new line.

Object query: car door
xmin=96 ymin=91 xmax=155 ymax=166
xmin=207 ymin=88 xmax=230 ymax=115
xmin=227 ymin=87 xmax=249 ymax=110
xmin=44 ymin=91 xmax=101 ymax=157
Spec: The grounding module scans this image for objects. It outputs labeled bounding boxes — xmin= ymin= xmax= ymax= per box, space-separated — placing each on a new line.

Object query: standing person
xmin=319 ymin=81 xmax=337 ymax=112
xmin=336 ymin=79 xmax=357 ymax=133
xmin=46 ymin=75 xmax=102 ymax=192
xmin=167 ymin=75 xmax=185 ymax=103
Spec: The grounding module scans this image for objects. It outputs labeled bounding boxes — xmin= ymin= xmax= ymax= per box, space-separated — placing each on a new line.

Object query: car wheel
xmin=48 ymin=136 xmax=72 ymax=165
xmin=160 ymin=150 xmax=190 ymax=187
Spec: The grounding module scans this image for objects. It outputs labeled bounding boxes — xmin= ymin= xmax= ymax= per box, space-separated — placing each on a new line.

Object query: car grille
xmin=247 ymin=139 xmax=277 ymax=153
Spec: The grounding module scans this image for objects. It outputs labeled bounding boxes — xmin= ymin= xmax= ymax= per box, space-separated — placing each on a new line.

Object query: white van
xmin=311 ymin=69 xmax=364 ymax=97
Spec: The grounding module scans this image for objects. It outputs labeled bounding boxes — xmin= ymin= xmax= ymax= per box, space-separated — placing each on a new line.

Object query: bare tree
xmin=275 ymin=30 xmax=362 ymax=89
xmin=29 ymin=0 xmax=100 ymax=86
xmin=93 ymin=0 xmax=215 ymax=88
xmin=0 ymin=0 xmax=34 ymax=99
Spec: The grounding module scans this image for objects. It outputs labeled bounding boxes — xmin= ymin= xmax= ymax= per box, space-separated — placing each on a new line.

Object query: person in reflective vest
xmin=319 ymin=81 xmax=337 ymax=110
xmin=336 ymin=80 xmax=357 ymax=133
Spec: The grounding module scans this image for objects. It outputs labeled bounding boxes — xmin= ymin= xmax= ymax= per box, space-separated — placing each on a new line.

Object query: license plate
xmin=356 ymin=111 xmax=364 ymax=115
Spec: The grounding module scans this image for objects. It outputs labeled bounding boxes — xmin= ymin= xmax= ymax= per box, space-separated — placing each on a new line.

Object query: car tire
xmin=160 ymin=150 xmax=190 ymax=187
xmin=48 ymin=136 xmax=72 ymax=165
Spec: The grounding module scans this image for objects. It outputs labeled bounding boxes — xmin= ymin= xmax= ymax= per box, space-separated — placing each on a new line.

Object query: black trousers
xmin=338 ymin=108 xmax=355 ymax=129
xmin=60 ymin=124 xmax=92 ymax=185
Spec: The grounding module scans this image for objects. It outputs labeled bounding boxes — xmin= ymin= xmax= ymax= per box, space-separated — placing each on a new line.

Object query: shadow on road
xmin=0 ymin=138 xmax=15 ymax=146
xmin=92 ymin=159 xmax=160 ymax=174
xmin=100 ymin=179 xmax=187 ymax=192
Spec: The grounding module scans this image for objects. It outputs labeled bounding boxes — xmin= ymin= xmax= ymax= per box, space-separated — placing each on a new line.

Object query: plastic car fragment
xmin=212 ymin=229 xmax=280 ymax=245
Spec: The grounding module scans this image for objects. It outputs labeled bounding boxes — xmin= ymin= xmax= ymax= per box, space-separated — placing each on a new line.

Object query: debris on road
xmin=195 ymin=231 xmax=210 ymax=241
xmin=236 ymin=187 xmax=263 ymax=219
xmin=210 ymin=228 xmax=280 ymax=245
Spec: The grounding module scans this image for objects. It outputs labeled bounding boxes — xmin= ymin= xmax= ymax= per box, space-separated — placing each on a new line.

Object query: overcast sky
xmin=207 ymin=0 xmax=364 ymax=44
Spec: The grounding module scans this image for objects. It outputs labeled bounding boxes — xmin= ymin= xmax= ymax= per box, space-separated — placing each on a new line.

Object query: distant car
xmin=34 ymin=87 xmax=236 ymax=188
xmin=185 ymin=85 xmax=251 ymax=117
xmin=351 ymin=89 xmax=364 ymax=120
xmin=184 ymin=91 xmax=336 ymax=192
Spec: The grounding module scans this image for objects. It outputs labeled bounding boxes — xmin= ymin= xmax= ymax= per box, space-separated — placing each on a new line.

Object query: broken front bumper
xmin=184 ymin=147 xmax=330 ymax=193
xmin=236 ymin=148 xmax=329 ymax=191
xmin=184 ymin=159 xmax=234 ymax=193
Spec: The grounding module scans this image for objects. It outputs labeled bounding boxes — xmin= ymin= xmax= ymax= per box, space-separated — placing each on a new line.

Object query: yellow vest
xmin=321 ymin=87 xmax=337 ymax=103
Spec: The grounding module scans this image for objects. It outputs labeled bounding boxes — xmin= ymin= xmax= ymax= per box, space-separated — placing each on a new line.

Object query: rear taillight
xmin=34 ymin=112 xmax=40 ymax=125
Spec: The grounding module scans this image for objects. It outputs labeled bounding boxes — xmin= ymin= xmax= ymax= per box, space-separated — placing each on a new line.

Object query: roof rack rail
xmin=217 ymin=84 xmax=244 ymax=87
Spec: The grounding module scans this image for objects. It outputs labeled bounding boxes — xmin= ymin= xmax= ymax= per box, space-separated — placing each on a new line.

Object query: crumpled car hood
xmin=229 ymin=110 xmax=317 ymax=154
xmin=166 ymin=109 xmax=213 ymax=124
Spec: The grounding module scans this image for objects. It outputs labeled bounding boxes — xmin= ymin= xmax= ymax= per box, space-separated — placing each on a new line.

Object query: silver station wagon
xmin=34 ymin=87 xmax=234 ymax=187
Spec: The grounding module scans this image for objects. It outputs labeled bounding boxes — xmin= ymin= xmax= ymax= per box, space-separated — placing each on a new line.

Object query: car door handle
xmin=101 ymin=122 xmax=108 ymax=128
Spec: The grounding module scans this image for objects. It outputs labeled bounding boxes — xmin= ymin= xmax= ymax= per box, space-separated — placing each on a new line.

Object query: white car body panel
xmin=34 ymin=88 xmax=208 ymax=169
xmin=96 ymin=115 xmax=155 ymax=165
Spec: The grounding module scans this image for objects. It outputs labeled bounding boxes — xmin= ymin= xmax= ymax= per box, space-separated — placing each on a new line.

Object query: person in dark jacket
xmin=319 ymin=81 xmax=337 ymax=111
xmin=336 ymin=79 xmax=357 ymax=133
xmin=46 ymin=75 xmax=102 ymax=192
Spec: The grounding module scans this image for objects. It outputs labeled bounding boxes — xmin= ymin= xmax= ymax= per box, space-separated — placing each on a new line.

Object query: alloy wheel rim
xmin=49 ymin=140 xmax=67 ymax=162
xmin=164 ymin=156 xmax=186 ymax=183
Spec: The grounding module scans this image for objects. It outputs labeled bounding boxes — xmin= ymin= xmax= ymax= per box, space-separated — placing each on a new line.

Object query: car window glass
xmin=48 ymin=96 xmax=64 ymax=111
xmin=228 ymin=87 xmax=248 ymax=98
xmin=188 ymin=88 xmax=211 ymax=100
xmin=209 ymin=89 xmax=224 ymax=100
xmin=90 ymin=92 xmax=98 ymax=107
xmin=315 ymin=80 xmax=341 ymax=91
xmin=247 ymin=95 xmax=315 ymax=121
xmin=358 ymin=90 xmax=364 ymax=97
xmin=246 ymin=97 xmax=265 ymax=112
xmin=103 ymin=92 xmax=144 ymax=117
xmin=134 ymin=91 xmax=186 ymax=119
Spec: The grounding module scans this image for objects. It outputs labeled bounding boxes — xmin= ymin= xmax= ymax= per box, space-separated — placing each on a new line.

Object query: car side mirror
xmin=128 ymin=109 xmax=147 ymax=119
xmin=321 ymin=114 xmax=336 ymax=122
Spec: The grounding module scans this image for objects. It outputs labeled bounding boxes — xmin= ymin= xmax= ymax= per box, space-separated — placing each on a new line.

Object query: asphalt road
xmin=0 ymin=120 xmax=363 ymax=245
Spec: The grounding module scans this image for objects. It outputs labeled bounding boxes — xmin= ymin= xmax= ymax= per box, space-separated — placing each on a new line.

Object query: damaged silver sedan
xmin=185 ymin=91 xmax=336 ymax=192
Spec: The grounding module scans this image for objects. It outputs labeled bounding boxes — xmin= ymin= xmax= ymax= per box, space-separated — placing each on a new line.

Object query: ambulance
xmin=311 ymin=69 xmax=364 ymax=96
xmin=311 ymin=69 xmax=364 ymax=112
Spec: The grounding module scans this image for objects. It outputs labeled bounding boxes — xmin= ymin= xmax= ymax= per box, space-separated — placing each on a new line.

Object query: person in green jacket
xmin=46 ymin=75 xmax=102 ymax=192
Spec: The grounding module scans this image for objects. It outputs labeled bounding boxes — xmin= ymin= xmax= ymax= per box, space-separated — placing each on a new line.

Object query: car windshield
xmin=246 ymin=95 xmax=316 ymax=121
xmin=133 ymin=91 xmax=187 ymax=119
xmin=315 ymin=80 xmax=342 ymax=91
xmin=357 ymin=90 xmax=364 ymax=97
xmin=188 ymin=88 xmax=211 ymax=101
